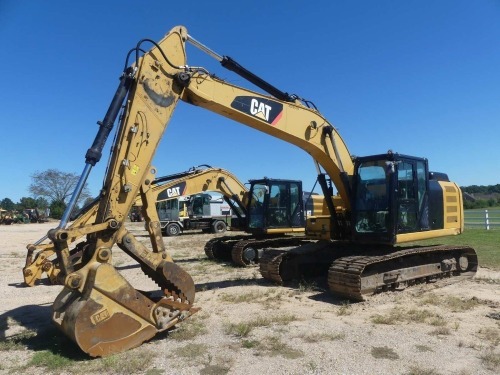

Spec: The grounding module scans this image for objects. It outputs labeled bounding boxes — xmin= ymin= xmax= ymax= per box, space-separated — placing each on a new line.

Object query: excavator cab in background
xmin=247 ymin=178 xmax=305 ymax=232
xmin=204 ymin=177 xmax=317 ymax=266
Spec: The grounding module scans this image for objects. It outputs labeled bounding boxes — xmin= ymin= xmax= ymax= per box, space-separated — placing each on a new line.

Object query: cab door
xmin=396 ymin=159 xmax=428 ymax=233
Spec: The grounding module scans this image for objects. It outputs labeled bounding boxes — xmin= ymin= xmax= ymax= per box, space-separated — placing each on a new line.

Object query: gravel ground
xmin=0 ymin=222 xmax=499 ymax=375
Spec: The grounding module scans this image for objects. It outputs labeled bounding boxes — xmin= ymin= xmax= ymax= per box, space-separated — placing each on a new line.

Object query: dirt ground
xmin=0 ymin=222 xmax=499 ymax=375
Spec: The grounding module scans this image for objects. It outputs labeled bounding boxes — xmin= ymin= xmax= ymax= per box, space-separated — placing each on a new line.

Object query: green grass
xmin=91 ymin=349 xmax=158 ymax=373
xmin=371 ymin=307 xmax=445 ymax=326
xmin=168 ymin=318 xmax=208 ymax=341
xmin=415 ymin=345 xmax=433 ymax=353
xmin=480 ymin=350 xmax=500 ymax=371
xmin=0 ymin=330 xmax=36 ymax=351
xmin=371 ymin=346 xmax=399 ymax=360
xmin=28 ymin=350 xmax=73 ymax=370
xmin=224 ymin=314 xmax=299 ymax=338
xmin=219 ymin=291 xmax=261 ymax=303
xmin=299 ymin=332 xmax=345 ymax=343
xmin=421 ymin=293 xmax=483 ymax=312
xmin=254 ymin=335 xmax=304 ymax=359
xmin=405 ymin=228 xmax=500 ymax=269
xmin=173 ymin=343 xmax=209 ymax=358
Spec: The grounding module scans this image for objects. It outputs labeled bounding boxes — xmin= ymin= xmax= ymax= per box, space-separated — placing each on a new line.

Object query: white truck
xmin=156 ymin=191 xmax=232 ymax=236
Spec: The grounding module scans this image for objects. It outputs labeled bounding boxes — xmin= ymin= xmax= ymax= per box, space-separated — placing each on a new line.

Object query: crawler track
xmin=328 ymin=245 xmax=478 ymax=300
xmin=259 ymin=243 xmax=478 ymax=300
xmin=204 ymin=234 xmax=311 ymax=267
xmin=204 ymin=235 xmax=251 ymax=261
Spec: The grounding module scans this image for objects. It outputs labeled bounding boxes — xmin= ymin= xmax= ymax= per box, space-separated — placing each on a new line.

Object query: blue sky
xmin=1 ymin=0 xmax=499 ymax=203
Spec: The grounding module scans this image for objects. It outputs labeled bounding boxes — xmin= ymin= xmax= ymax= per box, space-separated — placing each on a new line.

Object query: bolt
xmin=42 ymin=262 xmax=52 ymax=271
xmin=67 ymin=274 xmax=81 ymax=289
xmin=97 ymin=248 xmax=111 ymax=262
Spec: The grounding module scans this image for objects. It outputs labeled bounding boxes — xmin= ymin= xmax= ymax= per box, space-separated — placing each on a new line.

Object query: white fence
xmin=464 ymin=209 xmax=500 ymax=230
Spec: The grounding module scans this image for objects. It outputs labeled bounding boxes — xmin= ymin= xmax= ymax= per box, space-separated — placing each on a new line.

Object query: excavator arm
xmin=44 ymin=27 xmax=197 ymax=357
xmin=135 ymin=166 xmax=249 ymax=214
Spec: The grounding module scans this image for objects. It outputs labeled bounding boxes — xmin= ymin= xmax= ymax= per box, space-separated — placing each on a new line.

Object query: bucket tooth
xmin=160 ymin=261 xmax=195 ymax=304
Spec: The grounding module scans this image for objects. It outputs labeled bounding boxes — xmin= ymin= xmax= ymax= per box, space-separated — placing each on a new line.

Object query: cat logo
xmin=250 ymin=98 xmax=272 ymax=121
xmin=230 ymin=96 xmax=283 ymax=125
xmin=157 ymin=182 xmax=187 ymax=201
xmin=166 ymin=187 xmax=181 ymax=198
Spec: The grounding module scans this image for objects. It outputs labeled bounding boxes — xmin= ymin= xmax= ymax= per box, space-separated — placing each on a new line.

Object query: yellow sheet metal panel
xmin=440 ymin=181 xmax=464 ymax=231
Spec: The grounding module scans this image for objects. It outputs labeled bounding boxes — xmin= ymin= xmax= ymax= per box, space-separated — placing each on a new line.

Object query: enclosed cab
xmin=351 ymin=152 xmax=463 ymax=244
xmin=246 ymin=178 xmax=306 ymax=235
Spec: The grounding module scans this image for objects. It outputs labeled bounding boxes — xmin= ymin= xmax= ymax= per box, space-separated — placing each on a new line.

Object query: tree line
xmin=1 ymin=169 xmax=92 ymax=220
xmin=461 ymin=184 xmax=500 ymax=195
xmin=2 ymin=170 xmax=498 ymax=220
xmin=461 ymin=184 xmax=500 ymax=210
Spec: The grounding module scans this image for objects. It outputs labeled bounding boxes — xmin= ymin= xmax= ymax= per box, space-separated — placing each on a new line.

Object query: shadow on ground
xmin=0 ymin=304 xmax=87 ymax=360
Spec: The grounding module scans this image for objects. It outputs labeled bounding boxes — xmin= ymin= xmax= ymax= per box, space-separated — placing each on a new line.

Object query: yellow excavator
xmin=25 ymin=25 xmax=477 ymax=357
xmin=132 ymin=165 xmax=248 ymax=236
xmin=145 ymin=170 xmax=317 ymax=266
xmin=24 ymin=165 xmax=313 ymax=286
xmin=23 ymin=165 xmax=246 ymax=286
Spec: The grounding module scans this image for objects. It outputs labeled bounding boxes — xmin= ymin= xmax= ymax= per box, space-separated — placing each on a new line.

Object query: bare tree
xmin=29 ymin=169 xmax=91 ymax=205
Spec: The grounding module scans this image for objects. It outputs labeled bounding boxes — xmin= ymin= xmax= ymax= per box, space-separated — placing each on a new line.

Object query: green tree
xmin=0 ymin=198 xmax=15 ymax=210
xmin=18 ymin=197 xmax=37 ymax=210
xmin=35 ymin=197 xmax=49 ymax=210
xmin=29 ymin=169 xmax=91 ymax=205
xmin=50 ymin=200 xmax=66 ymax=220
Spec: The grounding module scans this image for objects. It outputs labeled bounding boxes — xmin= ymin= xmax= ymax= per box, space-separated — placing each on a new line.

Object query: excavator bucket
xmin=52 ymin=262 xmax=196 ymax=357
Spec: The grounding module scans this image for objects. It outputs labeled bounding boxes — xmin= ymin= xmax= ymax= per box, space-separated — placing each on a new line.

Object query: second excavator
xmin=23 ymin=165 xmax=248 ymax=286
xmin=23 ymin=25 xmax=477 ymax=357
xmin=24 ymin=165 xmax=313 ymax=286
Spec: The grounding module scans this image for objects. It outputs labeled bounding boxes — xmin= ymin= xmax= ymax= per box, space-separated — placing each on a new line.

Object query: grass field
xmin=407 ymin=228 xmax=500 ymax=270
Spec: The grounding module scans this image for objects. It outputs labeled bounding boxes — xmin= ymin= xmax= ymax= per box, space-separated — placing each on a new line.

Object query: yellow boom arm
xmin=30 ymin=25 xmax=355 ymax=357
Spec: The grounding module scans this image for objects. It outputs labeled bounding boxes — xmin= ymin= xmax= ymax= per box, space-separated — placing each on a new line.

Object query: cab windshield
xmin=248 ymin=183 xmax=267 ymax=229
